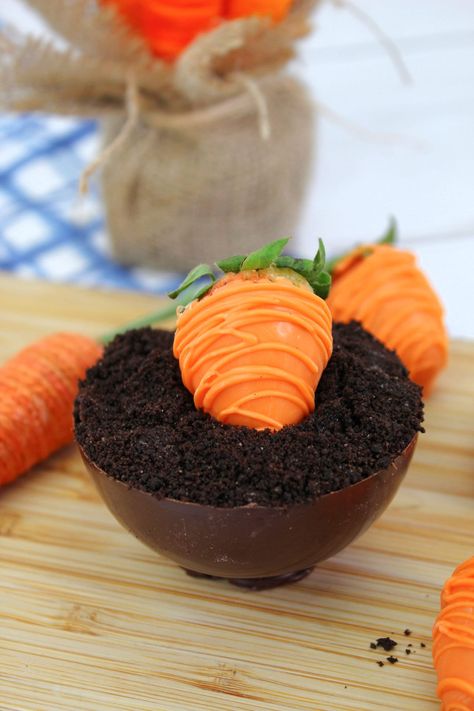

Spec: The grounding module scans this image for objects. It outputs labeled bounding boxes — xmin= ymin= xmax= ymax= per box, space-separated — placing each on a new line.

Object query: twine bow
xmin=79 ymin=70 xmax=273 ymax=194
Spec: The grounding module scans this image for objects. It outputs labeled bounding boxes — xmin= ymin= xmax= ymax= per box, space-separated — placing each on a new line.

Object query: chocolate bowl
xmin=78 ymin=435 xmax=417 ymax=589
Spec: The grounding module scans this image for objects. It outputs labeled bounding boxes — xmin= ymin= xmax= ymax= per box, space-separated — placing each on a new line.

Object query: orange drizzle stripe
xmin=197 ymin=366 xmax=316 ymax=412
xmin=191 ymin=342 xmax=320 ymax=382
xmin=219 ymin=389 xmax=312 ymax=419
xmin=219 ymin=408 xmax=284 ymax=430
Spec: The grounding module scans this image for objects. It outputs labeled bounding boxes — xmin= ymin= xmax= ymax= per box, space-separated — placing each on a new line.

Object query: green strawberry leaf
xmin=274 ymin=256 xmax=314 ymax=275
xmin=275 ymin=240 xmax=330 ymax=298
xmin=216 ymin=254 xmax=246 ymax=273
xmin=313 ymin=238 xmax=326 ymax=273
xmin=241 ymin=237 xmax=289 ymax=271
xmin=307 ymin=270 xmax=331 ymax=299
xmin=190 ymin=282 xmax=215 ymax=301
xmin=168 ymin=263 xmax=215 ymax=300
xmin=378 ymin=216 xmax=398 ymax=245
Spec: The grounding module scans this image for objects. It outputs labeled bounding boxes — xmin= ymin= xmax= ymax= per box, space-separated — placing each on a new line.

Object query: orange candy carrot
xmin=0 ymin=333 xmax=102 ymax=485
xmin=171 ymin=238 xmax=333 ymax=430
xmin=327 ymin=243 xmax=448 ymax=395
xmin=433 ymin=557 xmax=474 ymax=710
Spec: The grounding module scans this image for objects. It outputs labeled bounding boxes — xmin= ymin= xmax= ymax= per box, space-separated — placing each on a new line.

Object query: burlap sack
xmin=1 ymin=0 xmax=319 ymax=270
xmin=102 ymin=75 xmax=314 ymax=270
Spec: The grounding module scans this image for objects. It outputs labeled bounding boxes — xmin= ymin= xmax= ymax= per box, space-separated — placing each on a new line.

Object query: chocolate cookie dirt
xmin=74 ymin=322 xmax=423 ymax=508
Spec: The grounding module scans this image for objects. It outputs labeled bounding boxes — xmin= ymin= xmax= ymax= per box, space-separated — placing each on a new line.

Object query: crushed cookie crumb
xmin=376 ymin=637 xmax=397 ymax=652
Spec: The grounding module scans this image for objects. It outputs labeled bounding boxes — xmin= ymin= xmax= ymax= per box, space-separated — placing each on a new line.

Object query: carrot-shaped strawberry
xmin=432 ymin=556 xmax=474 ymax=710
xmin=170 ymin=238 xmax=333 ymax=431
xmin=326 ymin=221 xmax=448 ymax=395
xmin=0 ymin=333 xmax=103 ymax=485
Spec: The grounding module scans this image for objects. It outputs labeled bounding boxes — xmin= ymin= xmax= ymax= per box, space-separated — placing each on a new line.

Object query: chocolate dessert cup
xmin=75 ymin=323 xmax=423 ymax=589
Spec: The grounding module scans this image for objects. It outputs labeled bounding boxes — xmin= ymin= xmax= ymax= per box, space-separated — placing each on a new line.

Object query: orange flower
xmin=327 ymin=243 xmax=448 ymax=395
xmin=171 ymin=239 xmax=332 ymax=430
xmin=433 ymin=557 xmax=474 ymax=710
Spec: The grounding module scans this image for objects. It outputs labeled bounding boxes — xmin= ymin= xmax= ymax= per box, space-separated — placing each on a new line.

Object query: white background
xmin=2 ymin=0 xmax=474 ymax=339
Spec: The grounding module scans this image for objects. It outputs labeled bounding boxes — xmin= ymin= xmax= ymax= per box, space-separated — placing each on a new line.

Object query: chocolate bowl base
xmin=184 ymin=567 xmax=314 ymax=590
xmin=79 ymin=435 xmax=417 ymax=585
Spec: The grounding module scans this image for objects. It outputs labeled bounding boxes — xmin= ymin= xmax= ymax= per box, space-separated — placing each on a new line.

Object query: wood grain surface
xmin=0 ymin=274 xmax=473 ymax=711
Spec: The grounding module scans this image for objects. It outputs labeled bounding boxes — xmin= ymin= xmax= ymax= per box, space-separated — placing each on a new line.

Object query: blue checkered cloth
xmin=0 ymin=113 xmax=181 ymax=294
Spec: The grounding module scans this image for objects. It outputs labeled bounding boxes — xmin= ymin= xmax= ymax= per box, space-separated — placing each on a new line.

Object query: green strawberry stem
xmin=326 ymin=217 xmax=398 ymax=274
xmin=168 ymin=236 xmax=332 ymax=307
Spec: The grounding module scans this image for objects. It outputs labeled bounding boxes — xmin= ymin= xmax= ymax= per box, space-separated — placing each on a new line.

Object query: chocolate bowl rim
xmin=78 ymin=433 xmax=418 ymax=513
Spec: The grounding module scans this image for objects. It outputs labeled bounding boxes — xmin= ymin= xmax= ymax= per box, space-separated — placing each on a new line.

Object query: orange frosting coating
xmin=173 ymin=271 xmax=333 ymax=430
xmin=327 ymin=244 xmax=448 ymax=395
xmin=433 ymin=557 xmax=474 ymax=711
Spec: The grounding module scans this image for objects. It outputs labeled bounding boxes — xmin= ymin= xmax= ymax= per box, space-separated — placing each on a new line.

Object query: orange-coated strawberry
xmin=433 ymin=557 xmax=474 ymax=710
xmin=170 ymin=238 xmax=332 ymax=430
xmin=327 ymin=223 xmax=447 ymax=395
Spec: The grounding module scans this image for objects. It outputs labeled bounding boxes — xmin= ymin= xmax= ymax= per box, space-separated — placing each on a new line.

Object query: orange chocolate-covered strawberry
xmin=170 ymin=238 xmax=333 ymax=431
xmin=327 ymin=222 xmax=448 ymax=395
xmin=433 ymin=556 xmax=474 ymax=710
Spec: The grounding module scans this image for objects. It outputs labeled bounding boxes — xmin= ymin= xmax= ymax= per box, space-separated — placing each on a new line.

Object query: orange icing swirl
xmin=433 ymin=557 xmax=474 ymax=710
xmin=173 ymin=271 xmax=333 ymax=430
xmin=327 ymin=245 xmax=448 ymax=394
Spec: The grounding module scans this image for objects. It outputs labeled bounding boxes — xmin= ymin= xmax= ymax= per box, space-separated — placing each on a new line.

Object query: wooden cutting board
xmin=1 ymin=274 xmax=473 ymax=711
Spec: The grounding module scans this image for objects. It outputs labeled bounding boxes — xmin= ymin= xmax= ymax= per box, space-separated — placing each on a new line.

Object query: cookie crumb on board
xmin=374 ymin=637 xmax=397 ymax=652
